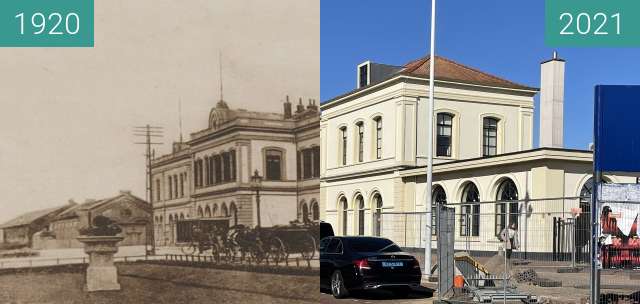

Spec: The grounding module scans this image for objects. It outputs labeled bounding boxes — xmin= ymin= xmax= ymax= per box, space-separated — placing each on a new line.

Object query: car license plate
xmin=382 ymin=261 xmax=403 ymax=267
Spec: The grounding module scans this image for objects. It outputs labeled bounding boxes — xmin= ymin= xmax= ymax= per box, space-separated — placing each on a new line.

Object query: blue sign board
xmin=594 ymin=85 xmax=640 ymax=173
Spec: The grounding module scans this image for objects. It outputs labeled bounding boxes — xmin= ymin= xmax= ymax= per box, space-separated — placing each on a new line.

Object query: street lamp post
xmin=251 ymin=169 xmax=263 ymax=228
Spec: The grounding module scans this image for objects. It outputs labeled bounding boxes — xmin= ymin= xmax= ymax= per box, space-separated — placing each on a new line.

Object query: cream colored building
xmin=152 ymin=97 xmax=320 ymax=246
xmin=320 ymin=54 xmax=635 ymax=256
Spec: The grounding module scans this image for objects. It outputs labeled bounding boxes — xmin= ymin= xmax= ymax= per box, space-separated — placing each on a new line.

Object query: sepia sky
xmin=0 ymin=0 xmax=319 ymax=223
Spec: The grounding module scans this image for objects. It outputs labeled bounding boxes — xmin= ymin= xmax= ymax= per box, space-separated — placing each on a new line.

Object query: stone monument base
xmin=86 ymin=266 xmax=121 ymax=292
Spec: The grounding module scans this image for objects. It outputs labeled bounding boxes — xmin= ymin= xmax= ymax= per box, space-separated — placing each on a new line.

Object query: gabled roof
xmin=0 ymin=204 xmax=73 ymax=229
xmin=322 ymin=54 xmax=538 ymax=107
xmin=399 ymin=55 xmax=537 ymax=91
xmin=55 ymin=192 xmax=150 ymax=220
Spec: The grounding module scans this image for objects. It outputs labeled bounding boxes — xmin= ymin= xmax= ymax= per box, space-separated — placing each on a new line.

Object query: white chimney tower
xmin=539 ymin=51 xmax=565 ymax=148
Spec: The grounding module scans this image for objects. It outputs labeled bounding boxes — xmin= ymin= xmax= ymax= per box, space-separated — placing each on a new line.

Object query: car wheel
xmin=331 ymin=270 xmax=349 ymax=298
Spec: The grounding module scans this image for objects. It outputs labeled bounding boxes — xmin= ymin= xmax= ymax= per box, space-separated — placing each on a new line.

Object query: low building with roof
xmin=0 ymin=204 xmax=74 ymax=247
xmin=37 ymin=191 xmax=152 ymax=249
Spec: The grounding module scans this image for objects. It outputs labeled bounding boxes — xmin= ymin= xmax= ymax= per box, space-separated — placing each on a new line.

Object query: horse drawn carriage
xmin=175 ymin=218 xmax=318 ymax=264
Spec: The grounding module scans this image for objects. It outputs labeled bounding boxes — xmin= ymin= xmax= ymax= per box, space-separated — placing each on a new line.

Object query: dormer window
xmin=358 ymin=63 xmax=369 ymax=88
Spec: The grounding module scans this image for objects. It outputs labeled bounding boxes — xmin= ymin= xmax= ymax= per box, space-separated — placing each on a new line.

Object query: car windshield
xmin=348 ymin=238 xmax=401 ymax=253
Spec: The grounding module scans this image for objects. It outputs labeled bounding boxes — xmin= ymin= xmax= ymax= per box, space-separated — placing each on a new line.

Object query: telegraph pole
xmin=133 ymin=125 xmax=164 ymax=257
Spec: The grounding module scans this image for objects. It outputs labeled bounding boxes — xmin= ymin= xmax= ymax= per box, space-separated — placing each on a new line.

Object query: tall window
xmin=313 ymin=146 xmax=320 ymax=177
xmin=155 ymin=179 xmax=161 ymax=201
xmin=483 ymin=117 xmax=499 ymax=156
xmin=168 ymin=176 xmax=173 ymax=199
xmin=214 ymin=155 xmax=222 ymax=184
xmin=208 ymin=154 xmax=214 ymax=184
xmin=340 ymin=197 xmax=348 ymax=235
xmin=303 ymin=149 xmax=313 ymax=179
xmin=265 ymin=149 xmax=283 ymax=180
xmin=230 ymin=150 xmax=236 ymax=181
xmin=436 ymin=113 xmax=453 ymax=157
xmin=356 ymin=195 xmax=365 ymax=235
xmin=230 ymin=203 xmax=238 ymax=226
xmin=359 ymin=64 xmax=368 ymax=88
xmin=432 ymin=186 xmax=447 ymax=235
xmin=375 ymin=117 xmax=382 ymax=159
xmin=204 ymin=156 xmax=211 ymax=185
xmin=179 ymin=174 xmax=184 ymax=197
xmin=356 ymin=122 xmax=364 ymax=162
xmin=301 ymin=203 xmax=309 ymax=222
xmin=373 ymin=194 xmax=383 ymax=236
xmin=460 ymin=183 xmax=480 ymax=237
xmin=173 ymin=174 xmax=178 ymax=199
xmin=311 ymin=201 xmax=320 ymax=221
xmin=194 ymin=160 xmax=199 ymax=188
xmin=340 ymin=127 xmax=347 ymax=165
xmin=222 ymin=152 xmax=231 ymax=182
xmin=197 ymin=159 xmax=204 ymax=188
xmin=495 ymin=179 xmax=519 ymax=237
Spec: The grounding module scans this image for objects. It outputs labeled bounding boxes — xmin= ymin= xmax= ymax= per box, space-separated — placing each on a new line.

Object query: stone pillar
xmin=77 ymin=236 xmax=124 ymax=292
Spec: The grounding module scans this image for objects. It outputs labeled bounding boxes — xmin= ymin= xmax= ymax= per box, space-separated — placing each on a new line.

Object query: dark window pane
xmin=347 ymin=238 xmax=400 ymax=252
xmin=266 ymin=150 xmax=282 ymax=180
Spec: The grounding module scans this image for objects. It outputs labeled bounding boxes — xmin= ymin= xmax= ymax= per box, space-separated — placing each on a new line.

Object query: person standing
xmin=500 ymin=223 xmax=519 ymax=259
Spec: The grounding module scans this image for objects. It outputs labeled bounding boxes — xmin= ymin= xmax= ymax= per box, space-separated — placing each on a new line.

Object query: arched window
xmin=229 ymin=202 xmax=238 ymax=226
xmin=301 ymin=202 xmax=309 ymax=222
xmin=495 ymin=179 xmax=519 ymax=236
xmin=356 ymin=122 xmax=364 ymax=162
xmin=436 ymin=113 xmax=453 ymax=157
xmin=340 ymin=127 xmax=347 ymax=166
xmin=432 ymin=186 xmax=447 ymax=235
xmin=265 ymin=149 xmax=283 ymax=181
xmin=461 ymin=183 xmax=480 ymax=237
xmin=197 ymin=206 xmax=203 ymax=217
xmin=311 ymin=201 xmax=320 ymax=221
xmin=204 ymin=206 xmax=211 ymax=218
xmin=179 ymin=213 xmax=185 ymax=220
xmin=356 ymin=195 xmax=365 ymax=235
xmin=483 ymin=117 xmax=499 ymax=156
xmin=372 ymin=194 xmax=383 ymax=236
xmin=169 ymin=214 xmax=174 ymax=223
xmin=212 ymin=204 xmax=219 ymax=217
xmin=221 ymin=203 xmax=229 ymax=217
xmin=374 ymin=117 xmax=382 ymax=159
xmin=340 ymin=197 xmax=348 ymax=235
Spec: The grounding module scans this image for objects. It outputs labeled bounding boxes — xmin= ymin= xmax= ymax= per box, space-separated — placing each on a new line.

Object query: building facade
xmin=320 ymin=54 xmax=635 ymax=256
xmin=151 ymin=97 xmax=320 ymax=246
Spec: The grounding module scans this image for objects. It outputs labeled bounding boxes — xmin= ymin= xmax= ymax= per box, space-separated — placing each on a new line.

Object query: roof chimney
xmin=283 ymin=95 xmax=292 ymax=119
xmin=539 ymin=51 xmax=565 ymax=148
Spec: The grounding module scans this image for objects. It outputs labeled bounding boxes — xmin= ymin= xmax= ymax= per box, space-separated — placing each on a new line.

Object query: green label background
xmin=546 ymin=0 xmax=640 ymax=47
xmin=0 ymin=0 xmax=94 ymax=47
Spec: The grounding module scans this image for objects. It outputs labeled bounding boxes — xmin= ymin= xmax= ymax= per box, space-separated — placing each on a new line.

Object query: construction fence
xmin=379 ymin=197 xmax=640 ymax=303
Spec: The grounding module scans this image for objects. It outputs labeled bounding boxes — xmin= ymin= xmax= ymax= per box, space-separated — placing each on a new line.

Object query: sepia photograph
xmin=0 ymin=0 xmax=319 ymax=303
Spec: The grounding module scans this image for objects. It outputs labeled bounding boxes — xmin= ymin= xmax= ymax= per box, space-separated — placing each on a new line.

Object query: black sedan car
xmin=320 ymin=236 xmax=422 ymax=298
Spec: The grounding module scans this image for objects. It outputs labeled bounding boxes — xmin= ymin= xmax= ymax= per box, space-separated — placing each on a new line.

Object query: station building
xmin=151 ymin=97 xmax=320 ymax=246
xmin=320 ymin=54 xmax=636 ymax=256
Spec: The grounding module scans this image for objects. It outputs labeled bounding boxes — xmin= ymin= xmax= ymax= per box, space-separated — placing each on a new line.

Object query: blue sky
xmin=321 ymin=0 xmax=640 ymax=149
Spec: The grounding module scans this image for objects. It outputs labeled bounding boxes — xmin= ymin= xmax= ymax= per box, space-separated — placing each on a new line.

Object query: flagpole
xmin=424 ymin=0 xmax=436 ymax=279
